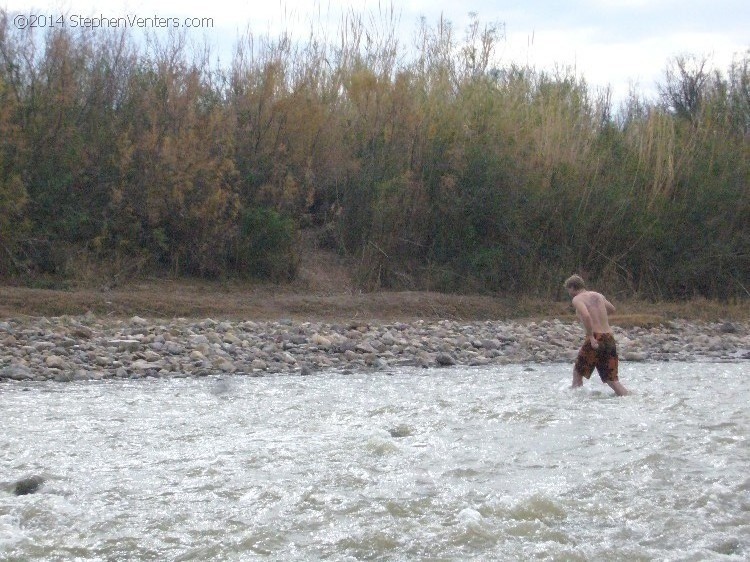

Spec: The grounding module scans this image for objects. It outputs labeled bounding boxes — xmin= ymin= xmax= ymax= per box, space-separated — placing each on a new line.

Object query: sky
xmin=3 ymin=0 xmax=749 ymax=106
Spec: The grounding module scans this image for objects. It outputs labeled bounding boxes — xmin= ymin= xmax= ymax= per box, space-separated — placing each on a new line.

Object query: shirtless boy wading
xmin=564 ymin=275 xmax=630 ymax=396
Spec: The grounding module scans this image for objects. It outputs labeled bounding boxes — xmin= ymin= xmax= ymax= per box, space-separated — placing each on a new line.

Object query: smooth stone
xmin=311 ymin=334 xmax=331 ymax=348
xmin=213 ymin=359 xmax=237 ymax=373
xmin=130 ymin=359 xmax=157 ymax=371
xmin=110 ymin=339 xmax=141 ymax=352
xmin=1 ymin=365 xmax=35 ymax=381
xmin=373 ymin=358 xmax=388 ymax=369
xmin=13 ymin=475 xmax=45 ymax=496
xmin=436 ymin=353 xmax=457 ymax=366
xmin=388 ymin=425 xmax=413 ymax=438
xmin=250 ymin=359 xmax=267 ymax=370
xmin=222 ymin=333 xmax=241 ymax=345
xmin=279 ymin=352 xmax=296 ymax=364
xmin=142 ymin=351 xmax=161 ymax=362
xmin=45 ymin=355 xmax=66 ymax=369
xmin=164 ymin=342 xmax=184 ymax=354
xmin=54 ymin=372 xmax=75 ymax=382
xmin=71 ymin=326 xmax=93 ymax=339
xmin=356 ymin=342 xmax=378 ymax=354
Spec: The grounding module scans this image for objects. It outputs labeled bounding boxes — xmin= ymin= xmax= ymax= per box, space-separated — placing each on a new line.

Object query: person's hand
xmin=590 ymin=335 xmax=599 ymax=349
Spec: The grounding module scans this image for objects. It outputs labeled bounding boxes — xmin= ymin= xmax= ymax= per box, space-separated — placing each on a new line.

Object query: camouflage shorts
xmin=574 ymin=332 xmax=619 ymax=383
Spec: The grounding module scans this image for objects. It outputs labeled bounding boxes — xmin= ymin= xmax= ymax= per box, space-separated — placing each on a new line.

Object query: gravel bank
xmin=1 ymin=315 xmax=748 ymax=382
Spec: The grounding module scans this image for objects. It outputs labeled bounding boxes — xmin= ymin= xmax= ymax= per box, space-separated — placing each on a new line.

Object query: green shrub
xmin=233 ymin=207 xmax=297 ymax=281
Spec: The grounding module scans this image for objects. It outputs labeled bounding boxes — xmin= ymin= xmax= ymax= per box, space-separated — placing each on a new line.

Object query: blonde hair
xmin=564 ymin=274 xmax=586 ymax=291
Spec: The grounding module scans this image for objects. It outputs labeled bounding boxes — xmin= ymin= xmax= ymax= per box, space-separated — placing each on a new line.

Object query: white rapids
xmin=1 ymin=362 xmax=748 ymax=560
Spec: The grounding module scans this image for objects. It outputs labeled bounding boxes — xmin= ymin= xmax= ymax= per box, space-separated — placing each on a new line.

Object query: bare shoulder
xmin=574 ymin=291 xmax=599 ymax=304
xmin=587 ymin=291 xmax=615 ymax=312
xmin=588 ymin=291 xmax=612 ymax=306
xmin=571 ymin=293 xmax=585 ymax=306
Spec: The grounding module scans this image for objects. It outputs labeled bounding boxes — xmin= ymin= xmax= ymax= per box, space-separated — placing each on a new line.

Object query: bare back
xmin=572 ymin=291 xmax=614 ymax=334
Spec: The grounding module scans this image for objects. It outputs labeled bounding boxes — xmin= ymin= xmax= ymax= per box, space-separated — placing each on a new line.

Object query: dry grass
xmin=1 ymin=279 xmax=746 ymax=325
xmin=0 ymin=281 xmax=525 ymax=322
xmin=2 ymin=234 xmax=746 ymax=324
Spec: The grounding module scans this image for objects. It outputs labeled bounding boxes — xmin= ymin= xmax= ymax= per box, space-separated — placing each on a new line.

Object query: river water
xmin=1 ymin=362 xmax=748 ymax=561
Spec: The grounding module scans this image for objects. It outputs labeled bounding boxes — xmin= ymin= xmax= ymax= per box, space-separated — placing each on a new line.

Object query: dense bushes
xmin=233 ymin=207 xmax=296 ymax=281
xmin=0 ymin=9 xmax=747 ymax=298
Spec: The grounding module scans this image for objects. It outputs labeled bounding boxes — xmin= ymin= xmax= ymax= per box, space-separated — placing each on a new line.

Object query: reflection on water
xmin=1 ymin=363 xmax=748 ymax=560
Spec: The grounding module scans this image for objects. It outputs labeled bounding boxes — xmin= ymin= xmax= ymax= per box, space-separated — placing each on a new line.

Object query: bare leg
xmin=607 ymin=380 xmax=630 ymax=396
xmin=571 ymin=369 xmax=583 ymax=389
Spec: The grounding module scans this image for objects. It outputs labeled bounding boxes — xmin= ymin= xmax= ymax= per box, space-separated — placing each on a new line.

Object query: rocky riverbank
xmin=1 ymin=315 xmax=748 ymax=382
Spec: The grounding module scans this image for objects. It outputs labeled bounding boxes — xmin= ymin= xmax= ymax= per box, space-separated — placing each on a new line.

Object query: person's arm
xmin=604 ymin=298 xmax=616 ymax=314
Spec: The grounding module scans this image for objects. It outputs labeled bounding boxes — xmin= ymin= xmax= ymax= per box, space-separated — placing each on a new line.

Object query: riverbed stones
xmin=0 ymin=316 xmax=747 ymax=381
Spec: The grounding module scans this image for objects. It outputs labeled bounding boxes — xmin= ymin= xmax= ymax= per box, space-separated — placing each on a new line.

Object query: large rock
xmin=45 ymin=355 xmax=66 ymax=369
xmin=213 ymin=358 xmax=237 ymax=373
xmin=355 ymin=341 xmax=378 ymax=354
xmin=0 ymin=365 xmax=35 ymax=381
xmin=142 ymin=350 xmax=161 ymax=362
xmin=13 ymin=475 xmax=45 ymax=496
xmin=311 ymin=334 xmax=331 ymax=348
xmin=109 ymin=339 xmax=142 ymax=352
xmin=130 ymin=359 xmax=158 ymax=371
xmin=250 ymin=359 xmax=267 ymax=370
xmin=436 ymin=353 xmax=456 ymax=366
xmin=130 ymin=316 xmax=149 ymax=326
